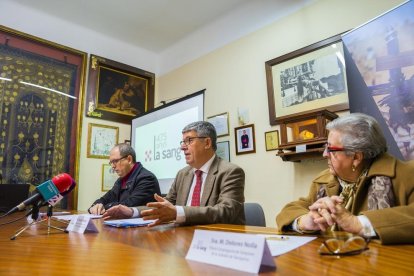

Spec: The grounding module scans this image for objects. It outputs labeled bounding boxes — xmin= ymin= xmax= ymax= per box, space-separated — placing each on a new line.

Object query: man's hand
xmin=89 ymin=203 xmax=105 ymax=215
xmin=102 ymin=204 xmax=133 ymax=220
xmin=141 ymin=194 xmax=177 ymax=227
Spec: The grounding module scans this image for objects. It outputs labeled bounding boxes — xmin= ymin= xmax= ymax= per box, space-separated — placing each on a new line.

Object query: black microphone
xmin=4 ymin=173 xmax=73 ymax=216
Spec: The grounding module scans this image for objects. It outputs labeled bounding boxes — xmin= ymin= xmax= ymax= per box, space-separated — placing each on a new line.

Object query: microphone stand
xmin=11 ymin=203 xmax=68 ymax=240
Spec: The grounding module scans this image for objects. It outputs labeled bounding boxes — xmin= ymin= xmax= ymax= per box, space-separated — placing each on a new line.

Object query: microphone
xmin=4 ymin=173 xmax=73 ymax=216
xmin=46 ymin=177 xmax=77 ymax=206
xmin=61 ymin=178 xmax=76 ymax=196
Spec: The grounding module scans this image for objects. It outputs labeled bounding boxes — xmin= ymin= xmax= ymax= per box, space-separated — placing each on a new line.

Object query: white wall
xmin=157 ymin=0 xmax=404 ymax=227
xmin=1 ymin=0 xmax=403 ymax=225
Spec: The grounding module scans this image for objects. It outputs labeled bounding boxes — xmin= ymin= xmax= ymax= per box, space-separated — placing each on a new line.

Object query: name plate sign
xmin=186 ymin=230 xmax=276 ymax=273
xmin=66 ymin=215 xmax=99 ymax=234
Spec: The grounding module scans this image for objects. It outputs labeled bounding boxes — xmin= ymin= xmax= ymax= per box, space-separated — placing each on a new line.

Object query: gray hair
xmin=182 ymin=121 xmax=217 ymax=150
xmin=326 ymin=113 xmax=387 ymax=160
xmin=114 ymin=143 xmax=136 ymax=162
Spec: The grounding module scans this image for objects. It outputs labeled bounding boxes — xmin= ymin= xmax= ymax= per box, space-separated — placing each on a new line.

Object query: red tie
xmin=191 ymin=170 xmax=203 ymax=206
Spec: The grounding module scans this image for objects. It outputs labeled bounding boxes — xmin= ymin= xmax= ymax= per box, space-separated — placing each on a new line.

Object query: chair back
xmin=244 ymin=202 xmax=266 ymax=227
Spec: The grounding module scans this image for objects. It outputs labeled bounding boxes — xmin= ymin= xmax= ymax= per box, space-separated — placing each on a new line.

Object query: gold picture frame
xmin=86 ymin=54 xmax=155 ymax=124
xmin=216 ymin=141 xmax=230 ymax=162
xmin=207 ymin=112 xmax=229 ymax=137
xmin=87 ymin=123 xmax=119 ymax=158
xmin=101 ymin=164 xmax=118 ymax=191
xmin=265 ymin=130 xmax=279 ymax=151
xmin=0 ymin=25 xmax=87 ymax=210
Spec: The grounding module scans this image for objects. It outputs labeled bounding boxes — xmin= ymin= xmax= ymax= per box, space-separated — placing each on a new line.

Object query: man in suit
xmin=88 ymin=143 xmax=161 ymax=215
xmin=103 ymin=121 xmax=245 ymax=226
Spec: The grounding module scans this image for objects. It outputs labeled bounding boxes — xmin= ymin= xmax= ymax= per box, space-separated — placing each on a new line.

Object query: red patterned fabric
xmin=191 ymin=170 xmax=203 ymax=206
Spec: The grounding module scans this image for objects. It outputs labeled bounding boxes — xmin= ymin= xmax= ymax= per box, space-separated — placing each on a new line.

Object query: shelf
xmin=275 ymin=109 xmax=337 ymax=162
xmin=277 ymin=147 xmax=325 ymax=162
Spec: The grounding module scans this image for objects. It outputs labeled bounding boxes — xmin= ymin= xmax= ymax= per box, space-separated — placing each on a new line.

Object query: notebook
xmin=0 ymin=184 xmax=30 ymax=213
xmin=103 ymin=218 xmax=156 ymax=228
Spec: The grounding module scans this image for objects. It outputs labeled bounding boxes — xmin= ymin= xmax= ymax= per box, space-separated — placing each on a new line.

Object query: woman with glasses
xmin=88 ymin=143 xmax=161 ymax=215
xmin=276 ymin=113 xmax=414 ymax=244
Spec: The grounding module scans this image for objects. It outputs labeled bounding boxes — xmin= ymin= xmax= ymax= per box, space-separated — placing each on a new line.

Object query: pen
xmin=266 ymin=236 xmax=289 ymax=241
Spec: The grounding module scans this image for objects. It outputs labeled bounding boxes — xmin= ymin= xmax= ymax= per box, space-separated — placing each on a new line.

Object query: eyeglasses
xmin=324 ymin=143 xmax=347 ymax=153
xmin=108 ymin=156 xmax=128 ymax=166
xmin=179 ymin=136 xmax=207 ymax=146
xmin=318 ymin=233 xmax=370 ymax=256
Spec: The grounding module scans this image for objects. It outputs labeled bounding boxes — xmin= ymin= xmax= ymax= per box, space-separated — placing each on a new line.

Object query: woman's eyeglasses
xmin=318 ymin=233 xmax=370 ymax=256
xmin=324 ymin=143 xmax=347 ymax=153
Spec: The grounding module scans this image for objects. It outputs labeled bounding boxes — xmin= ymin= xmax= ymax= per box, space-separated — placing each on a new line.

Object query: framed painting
xmin=86 ymin=54 xmax=155 ymax=124
xmin=342 ymin=0 xmax=414 ymax=161
xmin=0 ymin=25 xmax=87 ymax=210
xmin=265 ymin=34 xmax=349 ymax=125
xmin=216 ymin=141 xmax=230 ymax=162
xmin=101 ymin=164 xmax=118 ymax=191
xmin=265 ymin=130 xmax=279 ymax=151
xmin=87 ymin=123 xmax=119 ymax=158
xmin=207 ymin=112 xmax=229 ymax=137
xmin=234 ymin=124 xmax=256 ymax=155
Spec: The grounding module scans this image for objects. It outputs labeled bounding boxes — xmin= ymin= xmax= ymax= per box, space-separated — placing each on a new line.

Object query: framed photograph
xmin=0 ymin=26 xmax=87 ymax=210
xmin=207 ymin=112 xmax=229 ymax=137
xmin=265 ymin=130 xmax=279 ymax=151
xmin=234 ymin=124 xmax=256 ymax=155
xmin=216 ymin=141 xmax=230 ymax=162
xmin=124 ymin=139 xmax=131 ymax=145
xmin=86 ymin=54 xmax=155 ymax=124
xmin=101 ymin=164 xmax=118 ymax=191
xmin=87 ymin=123 xmax=119 ymax=158
xmin=265 ymin=34 xmax=349 ymax=125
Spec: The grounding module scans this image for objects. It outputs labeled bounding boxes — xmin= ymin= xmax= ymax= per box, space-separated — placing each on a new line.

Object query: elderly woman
xmin=276 ymin=113 xmax=414 ymax=244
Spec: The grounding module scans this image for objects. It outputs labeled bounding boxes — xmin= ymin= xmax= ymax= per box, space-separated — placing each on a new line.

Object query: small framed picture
xmin=124 ymin=139 xmax=131 ymax=145
xmin=101 ymin=164 xmax=119 ymax=191
xmin=265 ymin=130 xmax=280 ymax=151
xmin=216 ymin=141 xmax=230 ymax=162
xmin=207 ymin=112 xmax=229 ymax=137
xmin=234 ymin=124 xmax=256 ymax=155
xmin=87 ymin=123 xmax=119 ymax=158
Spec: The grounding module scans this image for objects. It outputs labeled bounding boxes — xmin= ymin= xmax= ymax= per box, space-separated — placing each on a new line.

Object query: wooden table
xmin=0 ymin=214 xmax=413 ymax=275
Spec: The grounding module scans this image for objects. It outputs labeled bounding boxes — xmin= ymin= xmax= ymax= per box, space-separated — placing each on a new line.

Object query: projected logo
xmin=145 ymin=150 xmax=152 ymax=162
xmin=144 ymin=132 xmax=182 ymax=162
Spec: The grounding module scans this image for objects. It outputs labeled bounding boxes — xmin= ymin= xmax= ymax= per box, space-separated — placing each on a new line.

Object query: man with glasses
xmin=276 ymin=113 xmax=414 ymax=245
xmin=103 ymin=121 xmax=245 ymax=226
xmin=88 ymin=143 xmax=161 ymax=215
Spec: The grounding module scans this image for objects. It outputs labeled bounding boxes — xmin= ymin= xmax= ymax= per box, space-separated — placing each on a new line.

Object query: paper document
xmin=53 ymin=214 xmax=102 ymax=221
xmin=258 ymin=234 xmax=317 ymax=256
xmin=103 ymin=218 xmax=156 ymax=228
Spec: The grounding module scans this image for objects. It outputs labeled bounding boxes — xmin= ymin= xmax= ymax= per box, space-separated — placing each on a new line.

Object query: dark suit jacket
xmin=165 ymin=156 xmax=245 ymax=225
xmin=92 ymin=163 xmax=160 ymax=210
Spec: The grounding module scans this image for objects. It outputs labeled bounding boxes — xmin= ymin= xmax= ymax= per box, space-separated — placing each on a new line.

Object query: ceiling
xmin=12 ymin=0 xmax=313 ymax=54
